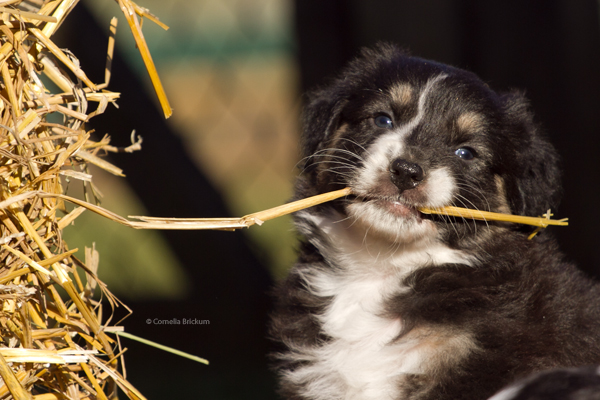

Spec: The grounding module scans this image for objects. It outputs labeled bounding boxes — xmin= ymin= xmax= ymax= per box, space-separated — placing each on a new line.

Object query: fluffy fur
xmin=270 ymin=44 xmax=600 ymax=400
xmin=488 ymin=366 xmax=600 ymax=400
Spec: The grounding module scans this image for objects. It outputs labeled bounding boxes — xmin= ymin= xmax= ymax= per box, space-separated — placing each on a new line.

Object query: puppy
xmin=270 ymin=43 xmax=600 ymax=400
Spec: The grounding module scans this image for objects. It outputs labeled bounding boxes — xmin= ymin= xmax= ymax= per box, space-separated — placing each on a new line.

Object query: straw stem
xmin=0 ymin=352 xmax=31 ymax=400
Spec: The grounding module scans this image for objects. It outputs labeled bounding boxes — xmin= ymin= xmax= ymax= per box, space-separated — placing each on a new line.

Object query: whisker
xmin=456 ymin=196 xmax=490 ymax=229
xmin=311 ymin=146 xmax=366 ymax=162
xmin=454 ymin=179 xmax=492 ymax=212
xmin=436 ymin=205 xmax=461 ymax=238
xmin=449 ymin=200 xmax=477 ymax=237
xmin=334 ymin=137 xmax=371 ymax=156
xmin=294 ymin=148 xmax=362 ymax=170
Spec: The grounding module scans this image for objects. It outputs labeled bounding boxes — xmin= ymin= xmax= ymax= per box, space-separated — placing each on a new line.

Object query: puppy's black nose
xmin=390 ymin=158 xmax=424 ymax=191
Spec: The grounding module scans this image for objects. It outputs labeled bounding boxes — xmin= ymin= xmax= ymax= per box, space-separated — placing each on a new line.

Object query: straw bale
xmin=0 ymin=0 xmax=169 ymax=398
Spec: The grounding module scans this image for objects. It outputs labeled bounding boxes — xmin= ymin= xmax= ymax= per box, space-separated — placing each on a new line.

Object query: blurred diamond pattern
xmin=88 ymin=0 xmax=299 ymax=278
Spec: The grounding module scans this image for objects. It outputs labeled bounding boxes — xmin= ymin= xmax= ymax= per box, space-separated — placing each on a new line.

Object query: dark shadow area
xmin=55 ymin=5 xmax=277 ymax=400
xmin=296 ymin=0 xmax=600 ymax=278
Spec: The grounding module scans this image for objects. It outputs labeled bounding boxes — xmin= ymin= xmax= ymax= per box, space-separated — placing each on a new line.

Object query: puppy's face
xmin=301 ymin=45 xmax=561 ymax=243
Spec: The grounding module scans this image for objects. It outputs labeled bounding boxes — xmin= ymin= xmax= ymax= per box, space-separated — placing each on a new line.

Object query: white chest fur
xmin=287 ymin=212 xmax=476 ymax=400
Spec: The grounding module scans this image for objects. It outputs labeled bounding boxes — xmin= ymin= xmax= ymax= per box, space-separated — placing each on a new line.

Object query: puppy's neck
xmin=297 ymin=209 xmax=475 ymax=277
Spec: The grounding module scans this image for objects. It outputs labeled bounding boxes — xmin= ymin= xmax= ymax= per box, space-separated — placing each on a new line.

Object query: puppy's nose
xmin=389 ymin=158 xmax=424 ymax=191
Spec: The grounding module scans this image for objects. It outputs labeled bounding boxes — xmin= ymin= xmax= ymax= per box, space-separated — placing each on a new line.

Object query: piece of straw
xmin=30 ymin=27 xmax=98 ymax=91
xmin=0 ymin=353 xmax=29 ymax=400
xmin=419 ymin=205 xmax=569 ymax=227
xmin=116 ymin=0 xmax=172 ymax=118
xmin=16 ymin=187 xmax=566 ymax=233
xmin=0 ymin=6 xmax=58 ymax=22
xmin=114 ymin=331 xmax=209 ymax=365
xmin=24 ymin=188 xmax=355 ymax=231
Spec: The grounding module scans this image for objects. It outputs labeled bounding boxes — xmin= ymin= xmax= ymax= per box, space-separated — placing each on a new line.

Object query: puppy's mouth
xmin=348 ymin=194 xmax=424 ymax=221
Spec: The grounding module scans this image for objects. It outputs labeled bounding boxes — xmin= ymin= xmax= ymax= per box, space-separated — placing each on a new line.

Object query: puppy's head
xmin=300 ymin=44 xmax=561 ymax=242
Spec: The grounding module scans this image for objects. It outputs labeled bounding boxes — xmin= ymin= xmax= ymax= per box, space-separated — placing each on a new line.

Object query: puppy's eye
xmin=455 ymin=147 xmax=475 ymax=160
xmin=374 ymin=115 xmax=394 ymax=129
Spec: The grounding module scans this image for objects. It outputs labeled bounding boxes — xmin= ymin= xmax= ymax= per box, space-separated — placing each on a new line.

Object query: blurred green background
xmin=64 ymin=0 xmax=299 ymax=301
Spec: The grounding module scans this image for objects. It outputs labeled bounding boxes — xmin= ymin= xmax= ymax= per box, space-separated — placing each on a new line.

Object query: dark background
xmin=57 ymin=1 xmax=600 ymax=398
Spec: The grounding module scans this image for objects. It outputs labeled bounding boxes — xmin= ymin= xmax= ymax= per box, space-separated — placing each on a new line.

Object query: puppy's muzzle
xmin=390 ymin=158 xmax=424 ymax=192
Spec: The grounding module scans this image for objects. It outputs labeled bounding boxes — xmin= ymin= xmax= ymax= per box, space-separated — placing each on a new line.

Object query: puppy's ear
xmin=299 ymin=43 xmax=404 ymax=170
xmin=501 ymin=93 xmax=562 ymax=219
xmin=300 ymin=88 xmax=347 ymax=169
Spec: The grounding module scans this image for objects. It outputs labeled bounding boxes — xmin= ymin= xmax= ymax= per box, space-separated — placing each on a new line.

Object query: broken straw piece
xmin=270 ymin=187 xmax=567 ymax=229
xmin=418 ymin=205 xmax=568 ymax=227
xmin=241 ymin=187 xmax=353 ymax=225
xmin=419 ymin=206 xmax=569 ymax=228
xmin=117 ymin=0 xmax=172 ymax=118
xmin=31 ymin=187 xmax=567 ymax=232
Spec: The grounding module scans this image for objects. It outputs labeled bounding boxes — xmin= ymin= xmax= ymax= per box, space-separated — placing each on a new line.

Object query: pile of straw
xmin=0 ymin=0 xmax=168 ymax=398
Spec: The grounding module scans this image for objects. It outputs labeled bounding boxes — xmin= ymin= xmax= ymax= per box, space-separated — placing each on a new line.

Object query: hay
xmin=0 ymin=0 xmax=171 ymax=398
xmin=38 ymin=183 xmax=565 ymax=234
xmin=127 ymin=187 xmax=567 ymax=232
xmin=418 ymin=205 xmax=568 ymax=228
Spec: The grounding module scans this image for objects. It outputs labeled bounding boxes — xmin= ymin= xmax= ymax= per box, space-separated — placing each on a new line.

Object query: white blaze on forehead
xmin=354 ymin=74 xmax=449 ymax=195
xmin=396 ymin=73 xmax=448 ymax=140
xmin=415 ymin=73 xmax=448 ymax=120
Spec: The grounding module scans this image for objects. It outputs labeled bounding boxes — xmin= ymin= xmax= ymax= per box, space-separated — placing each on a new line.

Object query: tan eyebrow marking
xmin=390 ymin=83 xmax=414 ymax=107
xmin=328 ymin=123 xmax=348 ymax=148
xmin=456 ymin=112 xmax=486 ymax=134
xmin=494 ymin=175 xmax=512 ymax=215
xmin=315 ymin=123 xmax=349 ymax=173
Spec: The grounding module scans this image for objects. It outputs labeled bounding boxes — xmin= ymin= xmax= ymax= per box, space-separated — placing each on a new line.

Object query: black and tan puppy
xmin=270 ymin=44 xmax=600 ymax=400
